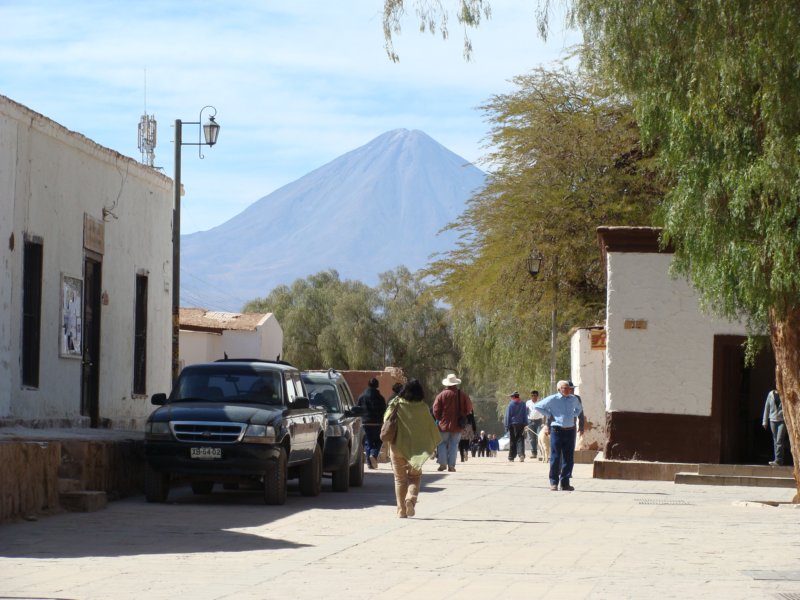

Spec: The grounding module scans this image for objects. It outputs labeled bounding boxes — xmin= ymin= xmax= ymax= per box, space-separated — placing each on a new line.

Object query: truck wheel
xmin=299 ymin=444 xmax=322 ymax=497
xmin=264 ymin=447 xmax=288 ymax=505
xmin=191 ymin=481 xmax=214 ymax=495
xmin=349 ymin=447 xmax=365 ymax=487
xmin=331 ymin=453 xmax=350 ymax=492
xmin=144 ymin=464 xmax=170 ymax=503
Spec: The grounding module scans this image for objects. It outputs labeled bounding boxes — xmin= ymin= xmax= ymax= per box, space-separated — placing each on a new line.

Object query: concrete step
xmin=59 ymin=490 xmax=108 ymax=512
xmin=674 ymin=472 xmax=795 ymax=488
xmin=57 ymin=478 xmax=83 ymax=494
xmin=696 ymin=463 xmax=794 ymax=477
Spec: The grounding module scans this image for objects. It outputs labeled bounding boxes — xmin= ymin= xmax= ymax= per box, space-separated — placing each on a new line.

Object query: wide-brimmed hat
xmin=441 ymin=373 xmax=462 ymax=387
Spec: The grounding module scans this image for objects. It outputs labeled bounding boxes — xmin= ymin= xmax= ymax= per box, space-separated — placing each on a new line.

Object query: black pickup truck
xmin=144 ymin=359 xmax=326 ymax=505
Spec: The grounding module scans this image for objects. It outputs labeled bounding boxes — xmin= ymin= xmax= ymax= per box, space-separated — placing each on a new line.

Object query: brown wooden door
xmin=81 ymin=254 xmax=102 ymax=427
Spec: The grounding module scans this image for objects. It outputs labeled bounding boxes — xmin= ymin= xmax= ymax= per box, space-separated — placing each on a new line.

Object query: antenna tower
xmin=138 ymin=69 xmax=157 ymax=167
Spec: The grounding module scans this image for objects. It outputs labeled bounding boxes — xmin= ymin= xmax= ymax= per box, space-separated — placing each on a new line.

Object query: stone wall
xmin=0 ymin=438 xmax=144 ymax=523
xmin=0 ymin=441 xmax=61 ymax=522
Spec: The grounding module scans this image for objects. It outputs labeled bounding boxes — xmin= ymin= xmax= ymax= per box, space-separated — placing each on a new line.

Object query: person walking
xmin=534 ymin=380 xmax=584 ymax=491
xmin=477 ymin=430 xmax=489 ymax=457
xmin=432 ymin=373 xmax=473 ymax=472
xmin=763 ymin=388 xmax=790 ymax=466
xmin=384 ymin=379 xmax=440 ymax=518
xmin=488 ymin=434 xmax=499 ymax=456
xmin=504 ymin=392 xmax=527 ymax=462
xmin=458 ymin=411 xmax=476 ymax=462
xmin=358 ymin=377 xmax=387 ymax=469
xmin=526 ymin=390 xmax=544 ymax=459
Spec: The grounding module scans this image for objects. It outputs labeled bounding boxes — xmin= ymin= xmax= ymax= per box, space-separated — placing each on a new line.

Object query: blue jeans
xmin=527 ymin=420 xmax=543 ymax=456
xmin=549 ymin=426 xmax=577 ymax=486
xmin=437 ymin=431 xmax=461 ymax=467
xmin=363 ymin=424 xmax=382 ymax=459
xmin=770 ymin=421 xmax=790 ymax=465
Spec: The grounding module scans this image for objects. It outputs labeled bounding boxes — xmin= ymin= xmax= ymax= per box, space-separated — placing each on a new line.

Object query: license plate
xmin=190 ymin=447 xmax=222 ymax=460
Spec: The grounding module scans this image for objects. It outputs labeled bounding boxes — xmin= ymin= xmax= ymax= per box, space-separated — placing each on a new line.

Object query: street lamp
xmin=527 ymin=250 xmax=559 ymax=394
xmin=172 ymin=105 xmax=220 ymax=383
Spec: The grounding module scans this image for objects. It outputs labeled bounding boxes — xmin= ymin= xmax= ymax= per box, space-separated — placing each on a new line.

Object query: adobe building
xmin=178 ymin=307 xmax=283 ymax=369
xmin=572 ymin=227 xmax=775 ymax=465
xmin=0 ymin=94 xmax=173 ymax=430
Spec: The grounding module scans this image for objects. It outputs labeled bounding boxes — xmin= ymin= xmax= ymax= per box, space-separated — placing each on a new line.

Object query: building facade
xmin=178 ymin=308 xmax=283 ymax=371
xmin=591 ymin=227 xmax=775 ymax=464
xmin=572 ymin=227 xmax=775 ymax=464
xmin=0 ymin=95 xmax=173 ymax=430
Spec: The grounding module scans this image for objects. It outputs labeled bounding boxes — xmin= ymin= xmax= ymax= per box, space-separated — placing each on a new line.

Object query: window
xmin=133 ymin=273 xmax=148 ymax=395
xmin=22 ymin=239 xmax=43 ymax=387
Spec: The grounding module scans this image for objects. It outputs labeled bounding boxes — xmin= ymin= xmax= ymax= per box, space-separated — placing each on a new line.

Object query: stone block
xmin=59 ymin=490 xmax=108 ymax=512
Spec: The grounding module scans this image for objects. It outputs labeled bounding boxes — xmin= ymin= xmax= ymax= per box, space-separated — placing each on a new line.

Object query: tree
xmin=382 ymin=0 xmax=491 ymax=61
xmin=426 ymin=66 xmax=662 ymax=395
xmin=243 ymin=268 xmax=461 ymax=398
xmin=243 ymin=270 xmax=383 ymax=369
xmin=565 ymin=0 xmax=800 ymax=500
xmin=383 ymin=0 xmax=800 ymax=500
xmin=376 ymin=267 xmax=461 ymax=395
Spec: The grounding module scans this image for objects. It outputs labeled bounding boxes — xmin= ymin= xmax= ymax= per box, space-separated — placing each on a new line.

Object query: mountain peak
xmin=181 ymin=130 xmax=486 ymax=311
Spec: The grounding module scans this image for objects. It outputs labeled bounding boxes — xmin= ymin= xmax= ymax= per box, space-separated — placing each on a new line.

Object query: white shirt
xmin=526 ymin=399 xmax=544 ymax=421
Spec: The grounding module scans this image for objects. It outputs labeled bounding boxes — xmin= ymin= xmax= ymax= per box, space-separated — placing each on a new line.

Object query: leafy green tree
xmin=376 ymin=267 xmax=461 ymax=395
xmin=560 ymin=0 xmax=800 ymax=500
xmin=383 ymin=0 xmax=800 ymax=499
xmin=427 ymin=66 xmax=662 ymax=396
xmin=243 ymin=268 xmax=461 ymax=398
xmin=243 ymin=270 xmax=383 ymax=369
xmin=382 ymin=0 xmax=491 ymax=61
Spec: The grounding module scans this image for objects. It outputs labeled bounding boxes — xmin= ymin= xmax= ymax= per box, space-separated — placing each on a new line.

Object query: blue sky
xmin=1 ymin=1 xmax=579 ymax=234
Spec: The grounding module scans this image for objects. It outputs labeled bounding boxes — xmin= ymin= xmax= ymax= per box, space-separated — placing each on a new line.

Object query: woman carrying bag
xmin=382 ymin=379 xmax=441 ymax=518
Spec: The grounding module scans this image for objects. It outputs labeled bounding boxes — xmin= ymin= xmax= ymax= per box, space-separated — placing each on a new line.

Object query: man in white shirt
xmin=525 ymin=390 xmax=545 ymax=458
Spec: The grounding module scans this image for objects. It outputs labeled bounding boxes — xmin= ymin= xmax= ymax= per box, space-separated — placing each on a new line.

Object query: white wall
xmin=0 ymin=111 xmax=15 ymax=418
xmin=570 ymin=328 xmax=606 ymax=449
xmin=257 ymin=314 xmax=283 ymax=361
xmin=0 ymin=96 xmax=173 ymax=428
xmin=179 ymin=314 xmax=283 ymax=369
xmin=605 ymin=252 xmax=748 ymax=416
xmin=179 ymin=330 xmax=220 ymax=372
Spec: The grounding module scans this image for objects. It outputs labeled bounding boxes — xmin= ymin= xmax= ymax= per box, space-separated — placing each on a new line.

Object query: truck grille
xmin=171 ymin=421 xmax=246 ymax=443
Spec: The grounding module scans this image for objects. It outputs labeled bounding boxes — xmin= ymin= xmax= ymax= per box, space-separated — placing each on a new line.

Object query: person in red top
xmin=432 ymin=373 xmax=474 ymax=472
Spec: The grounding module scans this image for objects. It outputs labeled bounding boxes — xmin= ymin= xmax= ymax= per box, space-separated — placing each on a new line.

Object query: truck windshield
xmin=173 ymin=370 xmax=283 ymax=405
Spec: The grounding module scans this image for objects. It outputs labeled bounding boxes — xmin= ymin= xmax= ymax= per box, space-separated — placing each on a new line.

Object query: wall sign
xmin=60 ymin=273 xmax=83 ymax=358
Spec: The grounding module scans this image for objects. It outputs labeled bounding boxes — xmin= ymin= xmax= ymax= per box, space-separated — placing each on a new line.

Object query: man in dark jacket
xmin=358 ymin=378 xmax=387 ymax=469
xmin=504 ymin=392 xmax=528 ymax=462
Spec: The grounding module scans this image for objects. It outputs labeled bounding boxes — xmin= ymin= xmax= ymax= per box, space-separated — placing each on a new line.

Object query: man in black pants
xmin=358 ymin=378 xmax=386 ymax=469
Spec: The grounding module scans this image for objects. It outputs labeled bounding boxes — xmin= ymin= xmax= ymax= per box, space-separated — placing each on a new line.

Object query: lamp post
xmin=172 ymin=106 xmax=220 ymax=384
xmin=527 ymin=250 xmax=559 ymax=394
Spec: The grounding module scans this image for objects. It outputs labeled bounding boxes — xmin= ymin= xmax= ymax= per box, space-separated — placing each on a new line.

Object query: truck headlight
xmin=243 ymin=424 xmax=276 ymax=444
xmin=145 ymin=421 xmax=171 ymax=440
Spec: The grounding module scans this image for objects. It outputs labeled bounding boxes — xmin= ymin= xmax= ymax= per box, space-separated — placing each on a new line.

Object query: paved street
xmin=0 ymin=454 xmax=798 ymax=600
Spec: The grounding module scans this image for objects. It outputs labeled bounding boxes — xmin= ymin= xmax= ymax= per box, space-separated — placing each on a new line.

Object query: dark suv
xmin=302 ymin=370 xmax=365 ymax=491
xmin=144 ymin=359 xmax=326 ymax=505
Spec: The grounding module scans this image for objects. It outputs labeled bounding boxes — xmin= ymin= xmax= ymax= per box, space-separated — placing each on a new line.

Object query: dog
xmin=536 ymin=426 xmax=551 ymax=463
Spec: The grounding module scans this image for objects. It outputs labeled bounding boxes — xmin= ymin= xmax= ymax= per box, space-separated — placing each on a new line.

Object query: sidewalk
xmin=0 ymin=453 xmax=797 ymax=600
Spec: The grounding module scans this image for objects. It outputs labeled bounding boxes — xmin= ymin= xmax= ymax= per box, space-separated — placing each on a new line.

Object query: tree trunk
xmin=770 ymin=304 xmax=800 ymax=503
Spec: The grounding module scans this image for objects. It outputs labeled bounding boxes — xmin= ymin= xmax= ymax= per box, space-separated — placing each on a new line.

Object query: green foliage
xmin=382 ymin=0 xmax=491 ymax=61
xmin=427 ymin=66 xmax=663 ymax=394
xmin=243 ymin=267 xmax=460 ymax=396
xmin=573 ymin=1 xmax=800 ymax=326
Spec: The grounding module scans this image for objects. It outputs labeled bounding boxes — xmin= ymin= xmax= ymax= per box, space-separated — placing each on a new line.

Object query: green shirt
xmin=384 ymin=397 xmax=441 ymax=470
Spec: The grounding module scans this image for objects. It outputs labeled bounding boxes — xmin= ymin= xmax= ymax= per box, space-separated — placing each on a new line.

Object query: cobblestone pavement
xmin=0 ymin=454 xmax=798 ymax=600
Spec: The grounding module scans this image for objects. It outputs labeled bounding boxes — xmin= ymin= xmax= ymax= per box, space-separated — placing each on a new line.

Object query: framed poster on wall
xmin=61 ymin=273 xmax=83 ymax=358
